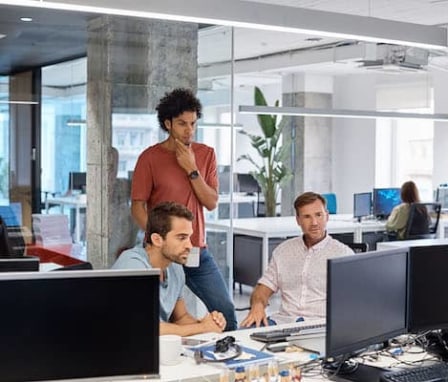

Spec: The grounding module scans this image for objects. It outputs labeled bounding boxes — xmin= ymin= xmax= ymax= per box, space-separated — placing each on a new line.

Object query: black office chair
xmin=344 ymin=242 xmax=369 ymax=253
xmin=403 ymin=202 xmax=441 ymax=240
xmin=51 ymin=261 xmax=93 ymax=271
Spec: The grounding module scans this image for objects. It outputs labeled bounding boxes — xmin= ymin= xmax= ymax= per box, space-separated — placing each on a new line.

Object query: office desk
xmin=159 ymin=323 xmax=434 ymax=382
xmin=26 ymin=243 xmax=87 ymax=266
xmin=206 ymin=215 xmax=385 ymax=273
xmin=376 ymin=238 xmax=448 ymax=251
xmin=160 ymin=321 xmax=323 ymax=382
xmin=45 ymin=194 xmax=87 ymax=243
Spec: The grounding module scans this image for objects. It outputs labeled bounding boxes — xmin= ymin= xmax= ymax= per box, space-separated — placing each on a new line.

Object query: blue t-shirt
xmin=111 ymin=246 xmax=185 ymax=322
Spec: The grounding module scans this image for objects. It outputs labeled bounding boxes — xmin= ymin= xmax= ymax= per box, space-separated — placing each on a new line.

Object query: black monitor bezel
xmin=407 ymin=244 xmax=448 ymax=333
xmin=69 ymin=171 xmax=87 ymax=191
xmin=326 ymin=248 xmax=408 ymax=359
xmin=0 ymin=269 xmax=160 ymax=381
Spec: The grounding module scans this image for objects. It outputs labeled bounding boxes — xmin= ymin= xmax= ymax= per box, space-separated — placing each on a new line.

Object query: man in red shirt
xmin=131 ymin=88 xmax=237 ymax=331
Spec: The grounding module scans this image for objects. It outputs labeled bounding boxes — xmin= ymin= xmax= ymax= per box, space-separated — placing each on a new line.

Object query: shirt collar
xmin=300 ymin=232 xmax=330 ymax=251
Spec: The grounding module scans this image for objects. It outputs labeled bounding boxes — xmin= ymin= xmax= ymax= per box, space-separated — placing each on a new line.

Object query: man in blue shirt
xmin=112 ymin=201 xmax=226 ymax=336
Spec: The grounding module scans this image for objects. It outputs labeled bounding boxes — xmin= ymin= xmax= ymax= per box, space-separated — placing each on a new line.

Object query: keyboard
xmin=250 ymin=322 xmax=326 ymax=343
xmin=381 ymin=363 xmax=448 ymax=382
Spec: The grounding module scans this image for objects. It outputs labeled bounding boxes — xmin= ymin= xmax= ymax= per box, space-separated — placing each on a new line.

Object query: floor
xmin=232 ymin=283 xmax=281 ymax=324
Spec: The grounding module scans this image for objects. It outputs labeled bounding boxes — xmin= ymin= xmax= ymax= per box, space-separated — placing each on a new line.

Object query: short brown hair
xmin=146 ymin=202 xmax=194 ymax=244
xmin=294 ymin=192 xmax=327 ymax=216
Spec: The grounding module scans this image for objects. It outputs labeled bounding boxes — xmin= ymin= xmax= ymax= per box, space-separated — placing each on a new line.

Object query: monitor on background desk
xmin=353 ymin=192 xmax=372 ymax=222
xmin=236 ymin=173 xmax=260 ymax=195
xmin=372 ymin=188 xmax=401 ymax=219
xmin=0 ymin=216 xmax=13 ymax=256
xmin=68 ymin=171 xmax=86 ymax=193
xmin=325 ymin=248 xmax=408 ymax=380
xmin=0 ymin=269 xmax=160 ymax=381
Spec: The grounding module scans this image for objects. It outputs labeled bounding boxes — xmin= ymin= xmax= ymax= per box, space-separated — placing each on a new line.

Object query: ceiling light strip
xmin=1 ymin=0 xmax=447 ymax=50
xmin=239 ymin=105 xmax=448 ymax=121
xmin=0 ymin=100 xmax=39 ymax=104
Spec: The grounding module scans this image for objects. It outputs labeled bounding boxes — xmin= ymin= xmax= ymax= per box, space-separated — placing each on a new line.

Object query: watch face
xmin=189 ymin=170 xmax=199 ymax=179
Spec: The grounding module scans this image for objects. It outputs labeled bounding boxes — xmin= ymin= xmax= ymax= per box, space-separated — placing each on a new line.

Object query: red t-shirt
xmin=131 ymin=142 xmax=218 ymax=247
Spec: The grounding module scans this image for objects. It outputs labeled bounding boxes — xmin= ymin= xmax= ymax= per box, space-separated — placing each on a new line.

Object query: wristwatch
xmin=188 ymin=170 xmax=199 ymax=180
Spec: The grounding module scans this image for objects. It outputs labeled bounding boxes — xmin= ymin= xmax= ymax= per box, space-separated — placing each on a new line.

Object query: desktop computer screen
xmin=68 ymin=171 xmax=86 ymax=192
xmin=0 ymin=217 xmax=13 ymax=257
xmin=236 ymin=173 xmax=260 ymax=194
xmin=0 ymin=269 xmax=160 ymax=381
xmin=372 ymin=188 xmax=401 ymax=219
xmin=407 ymin=244 xmax=448 ymax=333
xmin=326 ymin=248 xmax=408 ymax=359
xmin=353 ymin=192 xmax=372 ymax=221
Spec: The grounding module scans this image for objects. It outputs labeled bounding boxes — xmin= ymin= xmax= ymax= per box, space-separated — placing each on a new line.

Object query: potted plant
xmin=238 ymin=86 xmax=291 ymax=217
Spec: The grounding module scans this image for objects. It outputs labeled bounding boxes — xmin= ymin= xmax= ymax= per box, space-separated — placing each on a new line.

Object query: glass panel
xmin=0 ymin=76 xmax=9 ymax=205
xmin=198 ymin=25 xmax=233 ymax=288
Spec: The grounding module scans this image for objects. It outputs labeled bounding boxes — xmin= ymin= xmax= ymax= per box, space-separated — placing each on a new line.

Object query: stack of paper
xmin=32 ymin=214 xmax=72 ymax=245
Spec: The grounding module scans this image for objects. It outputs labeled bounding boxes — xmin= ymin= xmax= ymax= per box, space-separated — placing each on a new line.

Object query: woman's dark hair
xmin=146 ymin=201 xmax=194 ymax=245
xmin=156 ymin=88 xmax=202 ymax=132
xmin=400 ymin=181 xmax=420 ymax=204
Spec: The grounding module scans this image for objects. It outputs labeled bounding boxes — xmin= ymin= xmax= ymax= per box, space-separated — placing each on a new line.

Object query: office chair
xmin=344 ymin=242 xmax=369 ymax=253
xmin=403 ymin=202 xmax=441 ymax=240
xmin=51 ymin=261 xmax=93 ymax=271
xmin=322 ymin=193 xmax=337 ymax=214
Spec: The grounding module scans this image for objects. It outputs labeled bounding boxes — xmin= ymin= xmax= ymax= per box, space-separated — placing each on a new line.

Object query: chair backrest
xmin=404 ymin=202 xmax=442 ymax=240
xmin=51 ymin=261 xmax=93 ymax=271
xmin=345 ymin=242 xmax=369 ymax=253
xmin=322 ymin=193 xmax=337 ymax=214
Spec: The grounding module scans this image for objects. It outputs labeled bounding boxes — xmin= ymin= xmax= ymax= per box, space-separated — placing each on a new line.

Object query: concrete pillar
xmin=86 ymin=15 xmax=198 ymax=268
xmin=281 ymin=73 xmax=333 ymax=215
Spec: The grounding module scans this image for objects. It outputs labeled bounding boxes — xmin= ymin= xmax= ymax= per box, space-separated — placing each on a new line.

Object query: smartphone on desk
xmin=181 ymin=338 xmax=208 ymax=347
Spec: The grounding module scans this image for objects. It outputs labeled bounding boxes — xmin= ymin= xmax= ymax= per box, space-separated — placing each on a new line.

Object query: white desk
xmin=45 ymin=194 xmax=87 ymax=243
xmin=206 ymin=215 xmax=385 ymax=272
xmin=160 ymin=321 xmax=324 ymax=382
xmin=376 ymin=238 xmax=448 ymax=251
xmin=159 ymin=323 xmax=435 ymax=382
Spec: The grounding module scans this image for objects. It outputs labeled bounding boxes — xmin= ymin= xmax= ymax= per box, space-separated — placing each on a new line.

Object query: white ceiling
xmin=2 ymin=0 xmax=448 ymax=87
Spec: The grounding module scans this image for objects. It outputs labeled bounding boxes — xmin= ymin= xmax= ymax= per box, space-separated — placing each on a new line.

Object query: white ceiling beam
xmin=3 ymin=0 xmax=448 ymax=50
xmin=239 ymin=105 xmax=448 ymax=121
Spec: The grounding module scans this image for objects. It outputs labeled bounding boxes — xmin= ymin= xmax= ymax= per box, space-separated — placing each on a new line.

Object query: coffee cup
xmin=160 ymin=335 xmax=182 ymax=366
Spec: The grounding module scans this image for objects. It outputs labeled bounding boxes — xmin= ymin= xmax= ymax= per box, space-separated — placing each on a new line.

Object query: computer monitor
xmin=407 ymin=244 xmax=448 ymax=333
xmin=0 ymin=269 xmax=160 ymax=381
xmin=353 ymin=192 xmax=372 ymax=222
xmin=0 ymin=256 xmax=40 ymax=272
xmin=435 ymin=186 xmax=448 ymax=210
xmin=326 ymin=248 xmax=408 ymax=361
xmin=68 ymin=171 xmax=86 ymax=192
xmin=0 ymin=217 xmax=13 ymax=257
xmin=236 ymin=173 xmax=260 ymax=195
xmin=372 ymin=188 xmax=401 ymax=219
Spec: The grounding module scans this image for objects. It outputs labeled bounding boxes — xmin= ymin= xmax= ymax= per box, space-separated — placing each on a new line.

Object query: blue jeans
xmin=183 ymin=247 xmax=237 ymax=331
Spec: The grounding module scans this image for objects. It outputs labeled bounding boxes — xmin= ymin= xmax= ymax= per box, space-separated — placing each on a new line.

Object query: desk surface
xmin=159 ymin=321 xmax=438 ymax=382
xmin=377 ymin=238 xmax=448 ymax=250
xmin=206 ymin=215 xmax=385 ymax=237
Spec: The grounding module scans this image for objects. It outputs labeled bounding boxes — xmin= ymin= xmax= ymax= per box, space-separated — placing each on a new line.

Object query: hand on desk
xmin=239 ymin=303 xmax=269 ymax=328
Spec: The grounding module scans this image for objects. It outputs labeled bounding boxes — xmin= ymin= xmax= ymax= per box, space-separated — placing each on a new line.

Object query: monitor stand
xmin=324 ymin=362 xmax=389 ymax=382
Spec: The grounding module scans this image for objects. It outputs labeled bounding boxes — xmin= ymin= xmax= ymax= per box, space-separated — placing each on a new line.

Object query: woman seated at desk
xmin=385 ymin=180 xmax=421 ymax=240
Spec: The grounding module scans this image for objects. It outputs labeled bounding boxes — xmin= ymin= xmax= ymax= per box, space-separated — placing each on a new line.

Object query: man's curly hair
xmin=156 ymin=88 xmax=202 ymax=132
